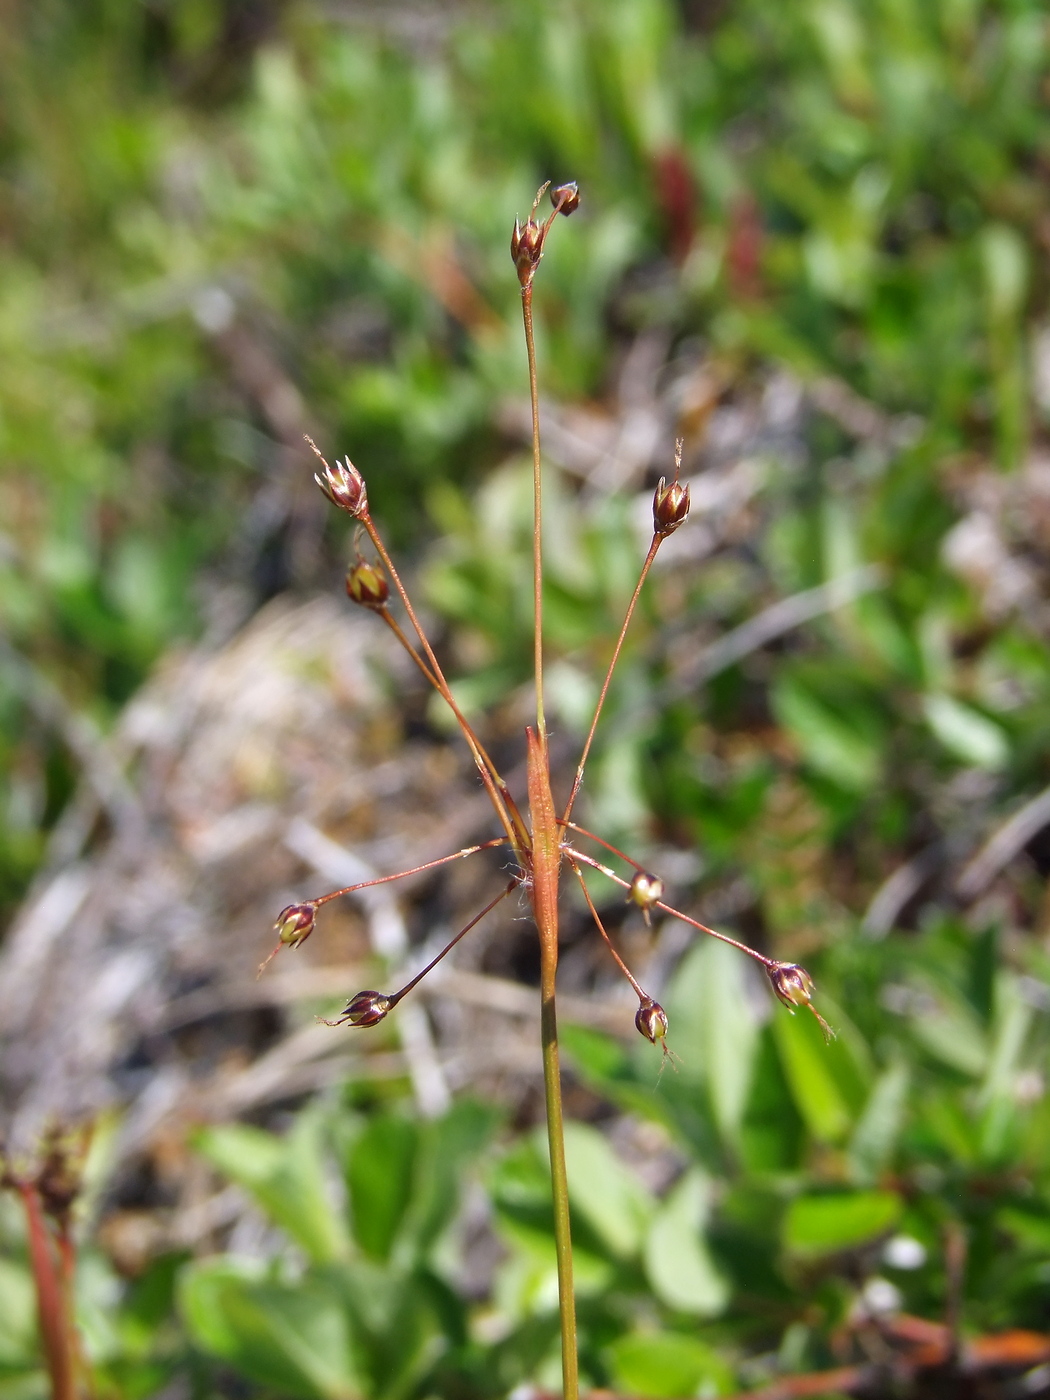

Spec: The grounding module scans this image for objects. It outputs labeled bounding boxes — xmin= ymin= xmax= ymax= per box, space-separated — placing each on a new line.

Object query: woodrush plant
xmin=267 ymin=182 xmax=830 ymax=1400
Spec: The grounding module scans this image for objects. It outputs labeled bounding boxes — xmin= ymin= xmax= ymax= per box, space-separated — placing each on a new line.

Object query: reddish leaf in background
xmin=652 ymin=146 xmax=697 ymax=264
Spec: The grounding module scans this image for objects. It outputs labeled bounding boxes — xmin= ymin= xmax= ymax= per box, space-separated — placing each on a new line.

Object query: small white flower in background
xmin=862 ymin=1277 xmax=903 ymax=1316
xmin=883 ymin=1234 xmax=927 ymax=1270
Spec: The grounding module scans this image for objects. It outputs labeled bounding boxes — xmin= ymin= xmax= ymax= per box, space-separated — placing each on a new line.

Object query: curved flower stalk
xmin=267 ymin=181 xmax=830 ymax=1399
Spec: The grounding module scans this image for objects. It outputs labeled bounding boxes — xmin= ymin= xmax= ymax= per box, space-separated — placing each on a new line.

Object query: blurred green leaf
xmin=772 ymin=675 xmax=881 ymax=791
xmin=179 ymin=1260 xmax=359 ymax=1400
xmin=848 ymin=1060 xmax=909 ymax=1184
xmin=922 ymin=694 xmax=1009 ymax=770
xmin=346 ymin=1114 xmax=418 ymax=1263
xmin=773 ymin=1007 xmax=853 ymax=1143
xmin=783 ymin=1191 xmax=902 ymax=1256
xmin=644 ymin=1169 xmax=729 ymax=1317
xmin=607 ymin=1329 xmax=734 ymax=1398
xmin=0 ymin=1259 xmax=36 ymax=1368
xmin=194 ymin=1112 xmax=350 ymax=1264
xmin=562 ymin=1121 xmax=655 ymax=1260
xmin=907 ymin=992 xmax=988 ymax=1078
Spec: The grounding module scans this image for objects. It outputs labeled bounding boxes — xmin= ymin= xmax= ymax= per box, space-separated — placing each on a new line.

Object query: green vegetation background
xmin=2 ymin=0 xmax=1050 ymax=1395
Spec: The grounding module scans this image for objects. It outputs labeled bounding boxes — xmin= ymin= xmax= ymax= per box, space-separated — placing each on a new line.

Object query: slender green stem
xmin=521 ymin=189 xmax=578 ymax=1400
xmin=522 ymin=282 xmax=546 ymax=740
xmin=540 ymin=935 xmax=578 ymax=1400
xmin=562 ymin=535 xmax=662 ymax=824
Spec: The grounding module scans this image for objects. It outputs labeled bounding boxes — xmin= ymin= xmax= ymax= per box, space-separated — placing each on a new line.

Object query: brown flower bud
xmin=315 ymin=456 xmax=368 ymax=517
xmin=767 ymin=961 xmax=833 ymax=1042
xmin=627 ymin=870 xmax=664 ymax=926
xmin=635 ymin=997 xmax=669 ymax=1044
xmin=275 ymin=902 xmax=317 ymax=949
xmin=653 ymin=476 xmax=690 ymax=536
xmin=346 ymin=560 xmax=389 ymax=609
xmin=511 ymin=218 xmax=544 ymax=285
xmin=333 ymin=989 xmax=392 ymax=1028
xmin=550 ymin=182 xmax=580 ymax=216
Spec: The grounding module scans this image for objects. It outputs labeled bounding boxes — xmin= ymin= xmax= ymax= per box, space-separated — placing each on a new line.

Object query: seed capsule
xmin=274 ymin=902 xmax=317 ymax=949
xmin=332 ymin=989 xmax=393 ymax=1028
xmin=627 ymin=871 xmax=664 ymax=926
xmin=550 ymin=182 xmax=580 ymax=216
xmin=766 ymin=961 xmax=833 ymax=1041
xmin=767 ymin=962 xmax=814 ymax=1010
xmin=635 ymin=997 xmax=669 ymax=1044
xmin=346 ymin=561 xmax=389 ymax=609
xmin=314 ymin=456 xmax=368 ymax=517
xmin=653 ymin=475 xmax=690 ymax=536
xmin=511 ymin=217 xmax=544 ymax=285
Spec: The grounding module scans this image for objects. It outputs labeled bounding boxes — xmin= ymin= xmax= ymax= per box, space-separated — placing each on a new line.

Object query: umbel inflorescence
xmin=263 ymin=179 xmax=831 ymax=1055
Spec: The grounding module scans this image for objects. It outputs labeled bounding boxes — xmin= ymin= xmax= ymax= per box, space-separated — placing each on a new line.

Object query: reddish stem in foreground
xmin=18 ymin=1182 xmax=77 ymax=1400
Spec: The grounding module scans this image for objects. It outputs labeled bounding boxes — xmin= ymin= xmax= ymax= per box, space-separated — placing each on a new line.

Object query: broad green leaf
xmin=685 ymin=939 xmax=759 ymax=1144
xmin=194 ymin=1111 xmax=349 ymax=1263
xmin=805 ymin=994 xmax=873 ymax=1111
xmin=179 ymin=1259 xmax=359 ymax=1399
xmin=849 ymin=1061 xmax=909 ymax=1184
xmin=346 ymin=1114 xmax=418 ymax=1262
xmin=331 ymin=1262 xmax=445 ymax=1400
xmin=980 ymin=975 xmax=1034 ymax=1107
xmin=998 ymin=1206 xmax=1050 ymax=1251
xmin=907 ymin=993 xmax=987 ymax=1077
xmin=922 ymin=694 xmax=1008 ymax=770
xmin=980 ymin=222 xmax=1028 ymax=322
xmin=561 ymin=1121 xmax=655 ymax=1259
xmin=561 ymin=1022 xmax=630 ymax=1081
xmin=494 ymin=1218 xmax=612 ymax=1318
xmin=0 ymin=1260 xmax=35 ymax=1365
xmin=978 ymin=976 xmax=1034 ymax=1161
xmin=773 ymin=1007 xmax=852 ymax=1143
xmin=0 ymin=1377 xmax=47 ymax=1400
xmin=644 ymin=1169 xmax=729 ymax=1317
xmin=783 ymin=1191 xmax=902 ymax=1257
xmin=607 ymin=1330 xmax=734 ymax=1398
xmin=665 ymin=935 xmax=761 ymax=1134
xmin=404 ymin=1098 xmax=499 ymax=1258
xmin=772 ymin=676 xmax=880 ymax=790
